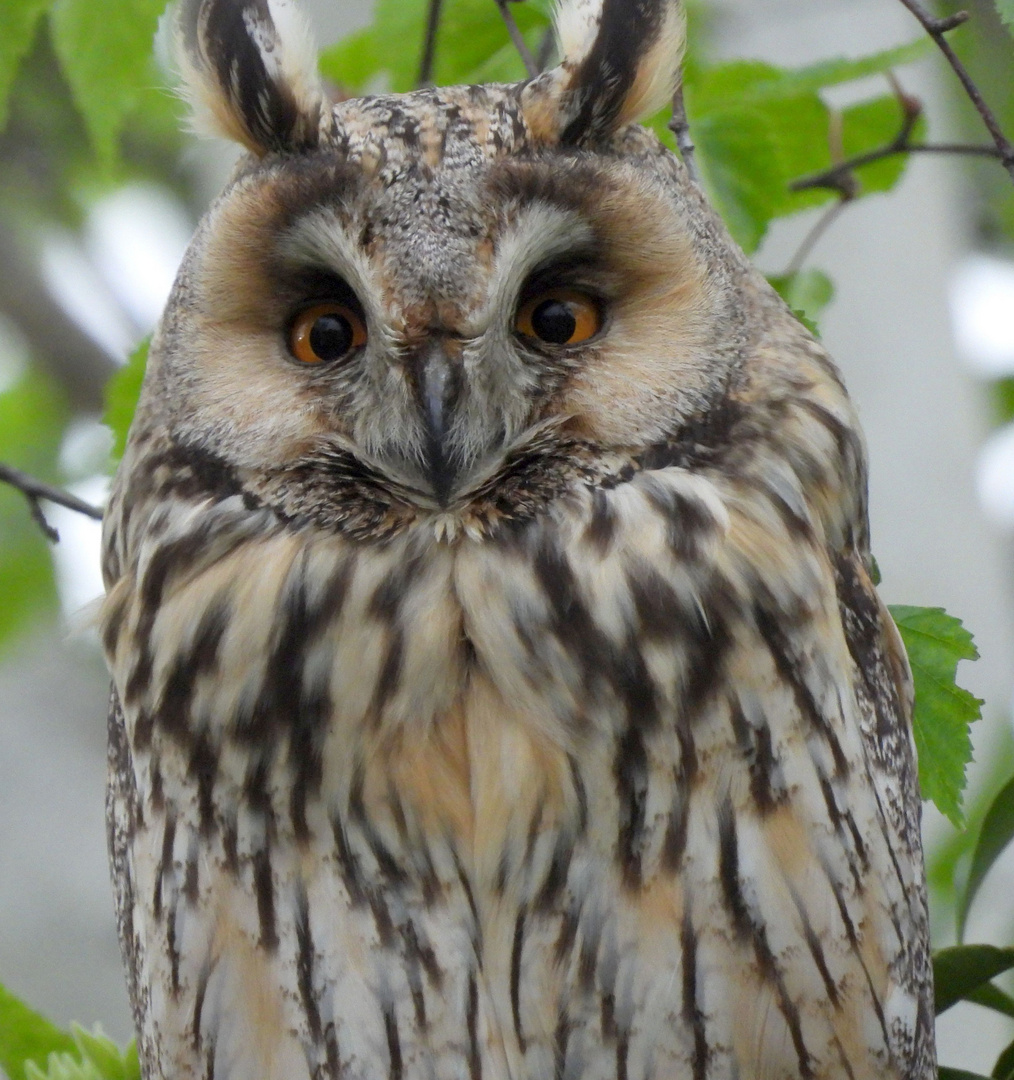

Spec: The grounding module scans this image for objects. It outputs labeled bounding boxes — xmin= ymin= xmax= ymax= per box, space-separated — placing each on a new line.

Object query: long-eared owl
xmin=99 ymin=0 xmax=936 ymax=1077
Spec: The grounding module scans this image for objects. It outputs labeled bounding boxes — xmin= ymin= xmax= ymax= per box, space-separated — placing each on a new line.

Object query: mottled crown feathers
xmin=174 ymin=0 xmax=685 ymax=155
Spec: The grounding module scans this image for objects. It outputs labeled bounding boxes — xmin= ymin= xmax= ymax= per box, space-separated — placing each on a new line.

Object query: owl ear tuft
xmin=542 ymin=0 xmax=685 ymax=144
xmin=175 ymin=0 xmax=325 ymax=155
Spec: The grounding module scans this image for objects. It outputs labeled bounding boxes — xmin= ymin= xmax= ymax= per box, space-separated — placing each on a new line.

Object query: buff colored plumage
xmin=100 ymin=1 xmax=936 ymax=1077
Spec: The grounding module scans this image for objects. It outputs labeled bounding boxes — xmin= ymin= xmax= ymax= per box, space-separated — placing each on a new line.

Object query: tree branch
xmin=0 ymin=462 xmax=103 ymax=543
xmin=784 ymin=199 xmax=853 ymax=278
xmin=895 ymin=0 xmax=1014 ymax=183
xmin=668 ymin=81 xmax=699 ymax=182
xmin=789 ymin=81 xmax=1001 ymax=196
xmin=417 ymin=0 xmax=445 ymax=87
xmin=536 ymin=25 xmax=556 ymax=72
xmin=0 ymin=221 xmax=117 ymax=413
xmin=792 ymin=139 xmax=1002 ymax=194
xmin=495 ymin=0 xmax=539 ymax=78
xmin=785 ymin=63 xmax=1007 ymax=268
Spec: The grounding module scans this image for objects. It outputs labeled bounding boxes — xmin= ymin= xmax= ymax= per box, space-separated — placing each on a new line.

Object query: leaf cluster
xmin=0 ymin=0 xmax=170 ymax=167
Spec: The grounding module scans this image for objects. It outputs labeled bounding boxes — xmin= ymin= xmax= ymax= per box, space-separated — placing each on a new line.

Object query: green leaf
xmin=868 ymin=554 xmax=882 ymax=587
xmin=681 ymin=45 xmax=936 ymax=246
xmin=49 ymin=0 xmax=165 ymax=165
xmin=737 ymin=39 xmax=930 ymax=99
xmin=70 ymin=1027 xmax=136 ymax=1080
xmin=996 ymin=0 xmax=1014 ymax=36
xmin=363 ymin=0 xmax=429 ymax=92
xmin=890 ymin=605 xmax=982 ymax=825
xmin=940 ymin=1070 xmax=995 ymax=1080
xmin=934 ymin=945 xmax=1014 ymax=1014
xmin=103 ymin=338 xmax=148 ymax=462
xmin=0 ymin=0 xmax=49 ymax=130
xmin=689 ymin=105 xmax=787 ymax=252
xmin=119 ymin=1043 xmax=140 ymax=1080
xmin=0 ymin=984 xmax=76 ymax=1080
xmin=958 ymin=774 xmax=1014 ymax=941
xmin=767 ymin=270 xmax=834 ymax=336
xmin=320 ymin=0 xmax=426 ymax=94
xmin=0 ymin=996 xmax=139 ymax=1080
xmin=927 ymin=728 xmax=1014 ymax=905
xmin=685 ymin=60 xmax=833 ymax=235
xmin=965 ymin=981 xmax=1014 ymax=1020
xmin=432 ymin=0 xmax=549 ymax=85
xmin=993 ymin=1036 xmax=1014 ymax=1080
xmin=991 ymin=377 xmax=1014 ymax=425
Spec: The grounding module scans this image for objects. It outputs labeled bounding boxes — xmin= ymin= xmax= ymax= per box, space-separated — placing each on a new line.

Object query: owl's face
xmin=136 ymin=0 xmax=748 ymax=530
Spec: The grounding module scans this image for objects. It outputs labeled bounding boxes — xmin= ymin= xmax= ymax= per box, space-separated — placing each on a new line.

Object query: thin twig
xmin=895 ymin=0 xmax=1014 ymax=183
xmin=495 ymin=0 xmax=539 ymax=78
xmin=417 ymin=0 xmax=445 ymax=87
xmin=784 ymin=200 xmax=853 ymax=278
xmin=784 ymin=112 xmax=854 ymax=273
xmin=536 ymin=25 xmax=556 ymax=72
xmin=783 ymin=109 xmax=855 ymax=274
xmin=668 ymin=81 xmax=699 ymax=182
xmin=0 ymin=463 xmax=103 ymax=544
xmin=783 ymin=11 xmax=1014 ymax=271
xmin=792 ymin=140 xmax=1003 ymax=193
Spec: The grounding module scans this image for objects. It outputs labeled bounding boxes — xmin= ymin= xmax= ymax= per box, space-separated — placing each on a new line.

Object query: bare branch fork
xmin=0 ymin=463 xmax=103 ymax=543
xmin=785 ymin=57 xmax=1007 ymax=274
xmin=895 ymin=0 xmax=1014 ymax=184
xmin=791 ymin=84 xmax=1001 ymax=197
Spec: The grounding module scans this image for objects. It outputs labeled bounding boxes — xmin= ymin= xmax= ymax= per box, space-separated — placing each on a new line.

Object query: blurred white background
xmin=1 ymin=0 xmax=1012 ymax=1071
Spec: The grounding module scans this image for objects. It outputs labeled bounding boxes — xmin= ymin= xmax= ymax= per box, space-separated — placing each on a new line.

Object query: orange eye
xmin=515 ymin=288 xmax=602 ymax=346
xmin=289 ymin=303 xmax=367 ymax=365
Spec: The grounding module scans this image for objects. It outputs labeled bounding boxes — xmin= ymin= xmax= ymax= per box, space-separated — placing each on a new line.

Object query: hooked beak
xmin=417 ymin=340 xmax=461 ymax=506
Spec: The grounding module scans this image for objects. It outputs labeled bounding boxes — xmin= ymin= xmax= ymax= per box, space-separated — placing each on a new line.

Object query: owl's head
xmin=134 ymin=0 xmax=761 ymax=534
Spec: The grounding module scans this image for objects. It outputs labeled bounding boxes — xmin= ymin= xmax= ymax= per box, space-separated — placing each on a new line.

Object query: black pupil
xmin=531 ymin=299 xmax=577 ymax=344
xmin=309 ymin=313 xmax=354 ymax=361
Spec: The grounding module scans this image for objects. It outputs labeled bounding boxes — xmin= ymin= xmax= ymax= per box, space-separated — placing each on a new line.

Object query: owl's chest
xmin=114 ymin=468 xmax=742 ymax=887
xmin=126 ymin=477 xmax=673 ymax=735
xmin=108 ymin=469 xmax=922 ymax=1080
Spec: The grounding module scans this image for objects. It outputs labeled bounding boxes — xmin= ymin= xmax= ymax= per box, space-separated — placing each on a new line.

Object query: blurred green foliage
xmin=0 ymin=0 xmax=168 ymax=170
xmin=0 ymin=0 xmax=1013 ymax=1076
xmin=0 ymin=367 xmax=67 ymax=645
xmin=104 ymin=338 xmax=148 ymax=462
